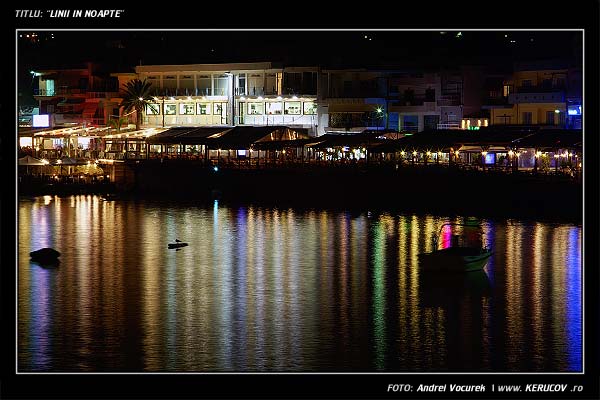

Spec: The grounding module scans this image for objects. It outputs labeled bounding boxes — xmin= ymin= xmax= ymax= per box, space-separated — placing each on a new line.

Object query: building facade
xmin=32 ymin=62 xmax=121 ymax=127
xmin=134 ymin=63 xmax=319 ymax=134
xmin=484 ymin=61 xmax=582 ymax=129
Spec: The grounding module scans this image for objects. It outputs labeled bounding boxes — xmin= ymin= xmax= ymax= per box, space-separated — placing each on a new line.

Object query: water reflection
xmin=18 ymin=196 xmax=582 ymax=372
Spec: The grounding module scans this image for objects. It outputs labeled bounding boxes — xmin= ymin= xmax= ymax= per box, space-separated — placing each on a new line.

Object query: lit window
xmin=197 ymin=103 xmax=210 ymax=115
xmin=180 ymin=103 xmax=195 ymax=115
xmin=303 ymin=102 xmax=317 ymax=115
xmin=266 ymin=102 xmax=282 ymax=115
xmin=247 ymin=102 xmax=264 ymax=115
xmin=284 ymin=101 xmax=301 ymax=115
xmin=146 ymin=104 xmax=160 ymax=115
xmin=164 ymin=104 xmax=177 ymax=115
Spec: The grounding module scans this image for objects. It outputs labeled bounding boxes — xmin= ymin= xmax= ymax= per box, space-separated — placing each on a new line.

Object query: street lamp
xmin=375 ymin=107 xmax=384 ymax=131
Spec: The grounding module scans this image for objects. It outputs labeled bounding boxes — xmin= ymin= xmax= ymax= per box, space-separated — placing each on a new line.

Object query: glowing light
xmin=437 ymin=151 xmax=442 ymax=156
xmin=56 ymin=160 xmax=62 ymax=164
xmin=257 ymin=96 xmax=263 ymax=100
xmin=292 ymin=96 xmax=298 ymax=100
xmin=555 ymin=109 xmax=560 ymax=114
xmin=455 ymin=151 xmax=460 ymax=156
xmin=213 ymin=166 xmax=219 ymax=172
xmin=169 ymin=97 xmax=175 ymax=101
xmin=282 ymin=149 xmax=286 ymax=154
xmin=400 ymin=151 xmax=406 ymax=156
xmin=554 ymin=154 xmax=559 ymax=158
xmin=187 ymin=96 xmax=192 ymax=100
xmin=412 ymin=151 xmax=417 ymax=156
xmin=535 ymin=151 xmax=541 ymax=158
xmin=276 ymin=96 xmax=282 ymax=100
xmin=138 ymin=97 xmax=143 ymax=101
xmin=508 ymin=150 xmax=514 ymax=156
xmin=153 ymin=97 xmax=158 ymax=101
xmin=481 ymin=151 xmax=488 ymax=156
xmin=426 ymin=151 xmax=431 ymax=156
xmin=240 ymin=96 xmax=246 ymax=100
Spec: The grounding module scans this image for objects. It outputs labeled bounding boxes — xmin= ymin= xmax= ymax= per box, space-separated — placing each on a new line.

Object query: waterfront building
xmin=317 ymin=69 xmax=389 ymax=135
xmin=31 ymin=62 xmax=121 ymax=127
xmin=132 ymin=62 xmax=319 ymax=134
xmin=319 ymin=67 xmax=485 ymax=135
xmin=484 ymin=60 xmax=582 ymax=129
xmin=388 ymin=69 xmax=465 ymax=131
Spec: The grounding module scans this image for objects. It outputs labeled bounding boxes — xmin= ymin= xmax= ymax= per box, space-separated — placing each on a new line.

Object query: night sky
xmin=16 ymin=30 xmax=582 ymax=106
xmin=18 ymin=30 xmax=581 ymax=71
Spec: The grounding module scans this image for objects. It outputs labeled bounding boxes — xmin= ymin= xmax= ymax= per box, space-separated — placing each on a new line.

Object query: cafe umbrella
xmin=18 ymin=155 xmax=46 ymax=175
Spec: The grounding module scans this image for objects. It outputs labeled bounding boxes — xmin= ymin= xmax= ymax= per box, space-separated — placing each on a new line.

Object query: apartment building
xmin=32 ymin=62 xmax=121 ymax=127
xmin=484 ymin=61 xmax=582 ymax=129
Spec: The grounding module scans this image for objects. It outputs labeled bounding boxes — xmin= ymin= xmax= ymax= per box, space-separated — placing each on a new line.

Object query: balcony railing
xmin=509 ymin=92 xmax=565 ymax=104
xmin=516 ymin=85 xmax=565 ymax=93
xmin=34 ymin=88 xmax=118 ymax=98
xmin=53 ymin=114 xmax=105 ymax=126
xmin=34 ymin=87 xmax=82 ymax=96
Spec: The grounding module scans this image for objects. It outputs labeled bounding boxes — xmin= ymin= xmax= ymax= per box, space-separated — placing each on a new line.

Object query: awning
xmin=146 ymin=127 xmax=232 ymax=145
xmin=18 ymin=155 xmax=46 ymax=166
xmin=146 ymin=126 xmax=310 ymax=149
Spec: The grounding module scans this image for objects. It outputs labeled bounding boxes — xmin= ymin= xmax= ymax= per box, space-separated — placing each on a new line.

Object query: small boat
xmin=30 ymin=247 xmax=61 ymax=267
xmin=168 ymin=239 xmax=188 ymax=249
xmin=418 ymin=222 xmax=492 ymax=272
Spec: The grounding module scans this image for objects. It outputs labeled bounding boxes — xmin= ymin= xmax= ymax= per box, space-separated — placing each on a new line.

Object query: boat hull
xmin=418 ymin=247 xmax=492 ymax=272
xmin=168 ymin=243 xmax=188 ymax=249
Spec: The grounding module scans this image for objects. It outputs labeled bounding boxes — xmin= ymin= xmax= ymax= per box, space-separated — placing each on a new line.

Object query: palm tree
xmin=107 ymin=116 xmax=128 ymax=134
xmin=119 ymin=78 xmax=158 ymax=131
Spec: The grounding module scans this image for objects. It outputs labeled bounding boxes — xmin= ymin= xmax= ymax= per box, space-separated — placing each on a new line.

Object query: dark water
xmin=17 ymin=195 xmax=582 ymax=372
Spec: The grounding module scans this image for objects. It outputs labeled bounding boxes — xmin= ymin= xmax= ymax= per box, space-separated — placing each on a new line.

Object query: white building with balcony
xmin=135 ymin=62 xmax=319 ymax=135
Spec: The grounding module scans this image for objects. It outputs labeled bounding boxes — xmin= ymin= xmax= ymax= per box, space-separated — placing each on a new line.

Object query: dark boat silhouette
xmin=30 ymin=248 xmax=61 ymax=267
xmin=168 ymin=240 xmax=188 ymax=249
